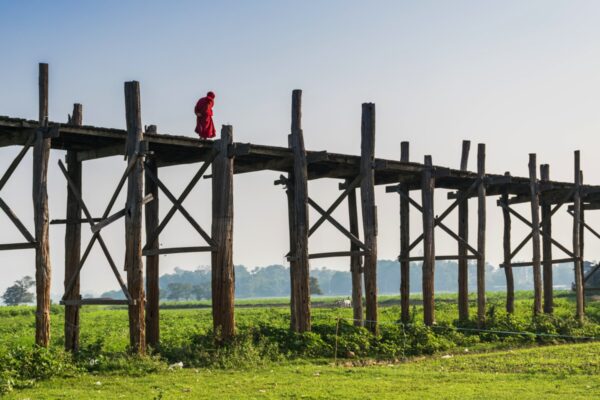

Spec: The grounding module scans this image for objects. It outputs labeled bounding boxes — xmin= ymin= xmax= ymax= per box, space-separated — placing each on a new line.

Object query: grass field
xmin=1 ymin=291 xmax=599 ymax=398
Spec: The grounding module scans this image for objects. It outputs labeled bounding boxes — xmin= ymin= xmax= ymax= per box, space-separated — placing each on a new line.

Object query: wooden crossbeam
xmin=143 ymin=153 xmax=217 ymax=250
xmin=308 ymin=250 xmax=366 ymax=260
xmin=397 ymin=190 xmax=479 ymax=256
xmin=142 ymin=246 xmax=213 ymax=256
xmin=50 ymin=218 xmax=102 ymax=225
xmin=307 ymin=197 xmax=367 ymax=250
xmin=60 ymin=298 xmax=134 ymax=306
xmin=0 ymin=242 xmax=37 ymax=251
xmin=400 ymin=255 xmax=478 ymax=262
xmin=0 ymin=197 xmax=35 ymax=243
xmin=58 ymin=159 xmax=133 ymax=303
xmin=308 ymin=173 xmax=363 ymax=236
xmin=500 ymin=257 xmax=577 ymax=268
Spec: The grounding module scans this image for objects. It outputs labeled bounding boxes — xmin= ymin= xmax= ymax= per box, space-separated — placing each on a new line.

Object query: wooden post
xmin=360 ymin=103 xmax=378 ymax=333
xmin=579 ymin=171 xmax=585 ymax=308
xmin=399 ymin=141 xmax=410 ymax=323
xmin=347 ymin=180 xmax=363 ymax=326
xmin=540 ymin=164 xmax=553 ymax=314
xmin=34 ymin=63 xmax=52 ymax=347
xmin=124 ymin=81 xmax=146 ymax=354
xmin=144 ymin=125 xmax=160 ymax=347
xmin=289 ymin=90 xmax=310 ymax=332
xmin=212 ymin=125 xmax=236 ymax=341
xmin=476 ymin=144 xmax=486 ymax=327
xmin=421 ymin=155 xmax=435 ymax=326
xmin=458 ymin=140 xmax=470 ymax=321
xmin=64 ymin=103 xmax=82 ymax=352
xmin=528 ymin=154 xmax=542 ymax=315
xmin=573 ymin=151 xmax=584 ymax=322
xmin=501 ymin=172 xmax=514 ymax=314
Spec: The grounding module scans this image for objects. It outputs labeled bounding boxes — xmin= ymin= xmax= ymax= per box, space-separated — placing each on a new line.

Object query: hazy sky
xmin=1 ymin=0 xmax=600 ymax=296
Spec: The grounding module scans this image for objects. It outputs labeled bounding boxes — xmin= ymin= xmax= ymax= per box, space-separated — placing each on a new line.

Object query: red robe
xmin=194 ymin=96 xmax=216 ymax=139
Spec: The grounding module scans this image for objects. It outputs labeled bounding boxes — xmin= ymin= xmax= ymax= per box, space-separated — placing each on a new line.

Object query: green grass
xmin=1 ymin=291 xmax=599 ymax=398
xmin=4 ymin=342 xmax=600 ymax=399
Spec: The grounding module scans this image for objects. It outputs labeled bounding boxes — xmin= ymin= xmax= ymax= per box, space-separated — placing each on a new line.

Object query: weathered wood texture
xmin=347 ymin=180 xmax=363 ymax=326
xmin=399 ymin=141 xmax=410 ymax=323
xmin=289 ymin=90 xmax=311 ymax=332
xmin=476 ymin=144 xmax=486 ymax=326
xmin=212 ymin=125 xmax=236 ymax=341
xmin=144 ymin=124 xmax=159 ymax=347
xmin=458 ymin=140 xmax=470 ymax=321
xmin=501 ymin=172 xmax=514 ymax=313
xmin=540 ymin=164 xmax=553 ymax=314
xmin=34 ymin=63 xmax=52 ymax=347
xmin=64 ymin=103 xmax=82 ymax=352
xmin=421 ymin=155 xmax=435 ymax=326
xmin=124 ymin=81 xmax=146 ymax=353
xmin=573 ymin=151 xmax=584 ymax=322
xmin=361 ymin=103 xmax=378 ymax=333
xmin=528 ymin=154 xmax=542 ymax=315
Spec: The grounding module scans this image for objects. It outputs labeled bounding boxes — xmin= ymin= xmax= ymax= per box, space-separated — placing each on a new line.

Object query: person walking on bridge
xmin=194 ymin=91 xmax=216 ymax=139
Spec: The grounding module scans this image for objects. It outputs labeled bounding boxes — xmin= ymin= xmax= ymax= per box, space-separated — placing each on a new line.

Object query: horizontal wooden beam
xmin=400 ymin=255 xmax=478 ymax=262
xmin=500 ymin=257 xmax=577 ymax=268
xmin=60 ymin=298 xmax=135 ymax=306
xmin=77 ymin=144 xmax=124 ymax=162
xmin=50 ymin=217 xmax=102 ymax=225
xmin=142 ymin=246 xmax=214 ymax=256
xmin=308 ymin=250 xmax=366 ymax=260
xmin=0 ymin=242 xmax=37 ymax=251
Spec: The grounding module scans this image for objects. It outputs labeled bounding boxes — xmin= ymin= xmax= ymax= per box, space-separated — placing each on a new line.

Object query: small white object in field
xmin=169 ymin=361 xmax=184 ymax=370
xmin=441 ymin=354 xmax=453 ymax=359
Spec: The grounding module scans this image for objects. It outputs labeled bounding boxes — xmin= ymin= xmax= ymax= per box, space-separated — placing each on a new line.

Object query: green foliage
xmin=2 ymin=276 xmax=34 ymax=306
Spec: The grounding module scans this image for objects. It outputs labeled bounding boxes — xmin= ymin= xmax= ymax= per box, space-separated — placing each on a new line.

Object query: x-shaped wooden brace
xmin=388 ymin=177 xmax=482 ymax=260
xmin=566 ymin=208 xmax=600 ymax=284
xmin=0 ymin=134 xmax=37 ymax=250
xmin=497 ymin=187 xmax=576 ymax=263
xmin=58 ymin=154 xmax=143 ymax=304
xmin=276 ymin=173 xmax=368 ymax=259
xmin=142 ymin=150 xmax=218 ymax=254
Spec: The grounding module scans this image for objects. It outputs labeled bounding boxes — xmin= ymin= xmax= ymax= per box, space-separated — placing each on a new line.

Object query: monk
xmin=194 ymin=91 xmax=216 ymax=139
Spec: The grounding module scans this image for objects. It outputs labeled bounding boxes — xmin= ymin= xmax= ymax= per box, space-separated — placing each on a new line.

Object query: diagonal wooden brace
xmin=307 ymin=197 xmax=367 ymax=251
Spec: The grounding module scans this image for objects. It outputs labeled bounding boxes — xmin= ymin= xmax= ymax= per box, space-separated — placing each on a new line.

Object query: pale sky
xmin=1 ymin=0 xmax=600 ymax=296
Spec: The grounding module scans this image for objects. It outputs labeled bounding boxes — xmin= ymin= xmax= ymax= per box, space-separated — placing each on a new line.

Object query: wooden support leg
xmin=212 ymin=125 xmax=235 ymax=341
xmin=64 ymin=103 xmax=82 ymax=352
xmin=579 ymin=171 xmax=585 ymax=308
xmin=34 ymin=63 xmax=51 ymax=347
xmin=540 ymin=164 xmax=553 ymax=314
xmin=573 ymin=151 xmax=584 ymax=322
xmin=421 ymin=155 xmax=435 ymax=326
xmin=347 ymin=182 xmax=363 ymax=326
xmin=124 ymin=81 xmax=146 ymax=354
xmin=360 ymin=103 xmax=378 ymax=333
xmin=144 ymin=125 xmax=159 ymax=347
xmin=289 ymin=90 xmax=310 ymax=332
xmin=501 ymin=172 xmax=514 ymax=314
xmin=458 ymin=140 xmax=470 ymax=321
xmin=476 ymin=144 xmax=486 ymax=327
xmin=399 ymin=141 xmax=410 ymax=323
xmin=528 ymin=154 xmax=542 ymax=315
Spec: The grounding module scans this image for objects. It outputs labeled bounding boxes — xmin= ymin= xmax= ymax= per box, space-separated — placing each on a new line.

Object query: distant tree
xmin=309 ymin=276 xmax=323 ymax=295
xmin=166 ymin=282 xmax=193 ymax=300
xmin=2 ymin=276 xmax=35 ymax=305
xmin=192 ymin=282 xmax=211 ymax=300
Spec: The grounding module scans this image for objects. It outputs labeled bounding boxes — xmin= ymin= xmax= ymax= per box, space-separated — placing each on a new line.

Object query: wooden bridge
xmin=0 ymin=64 xmax=595 ymax=353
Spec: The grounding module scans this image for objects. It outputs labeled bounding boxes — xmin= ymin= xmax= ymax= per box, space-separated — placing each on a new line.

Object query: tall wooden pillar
xmin=528 ymin=154 xmax=542 ymax=315
xmin=501 ymin=172 xmax=514 ymax=313
xmin=573 ymin=151 xmax=584 ymax=322
xmin=476 ymin=144 xmax=486 ymax=327
xmin=347 ymin=181 xmax=363 ymax=326
xmin=144 ymin=125 xmax=160 ymax=347
xmin=580 ymin=171 xmax=585 ymax=308
xmin=399 ymin=141 xmax=410 ymax=323
xmin=360 ymin=103 xmax=378 ymax=333
xmin=34 ymin=63 xmax=52 ymax=347
xmin=212 ymin=125 xmax=236 ymax=340
xmin=64 ymin=103 xmax=83 ymax=352
xmin=124 ymin=81 xmax=146 ymax=354
xmin=288 ymin=90 xmax=310 ymax=332
xmin=540 ymin=164 xmax=553 ymax=314
xmin=457 ymin=140 xmax=470 ymax=321
xmin=421 ymin=155 xmax=435 ymax=326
